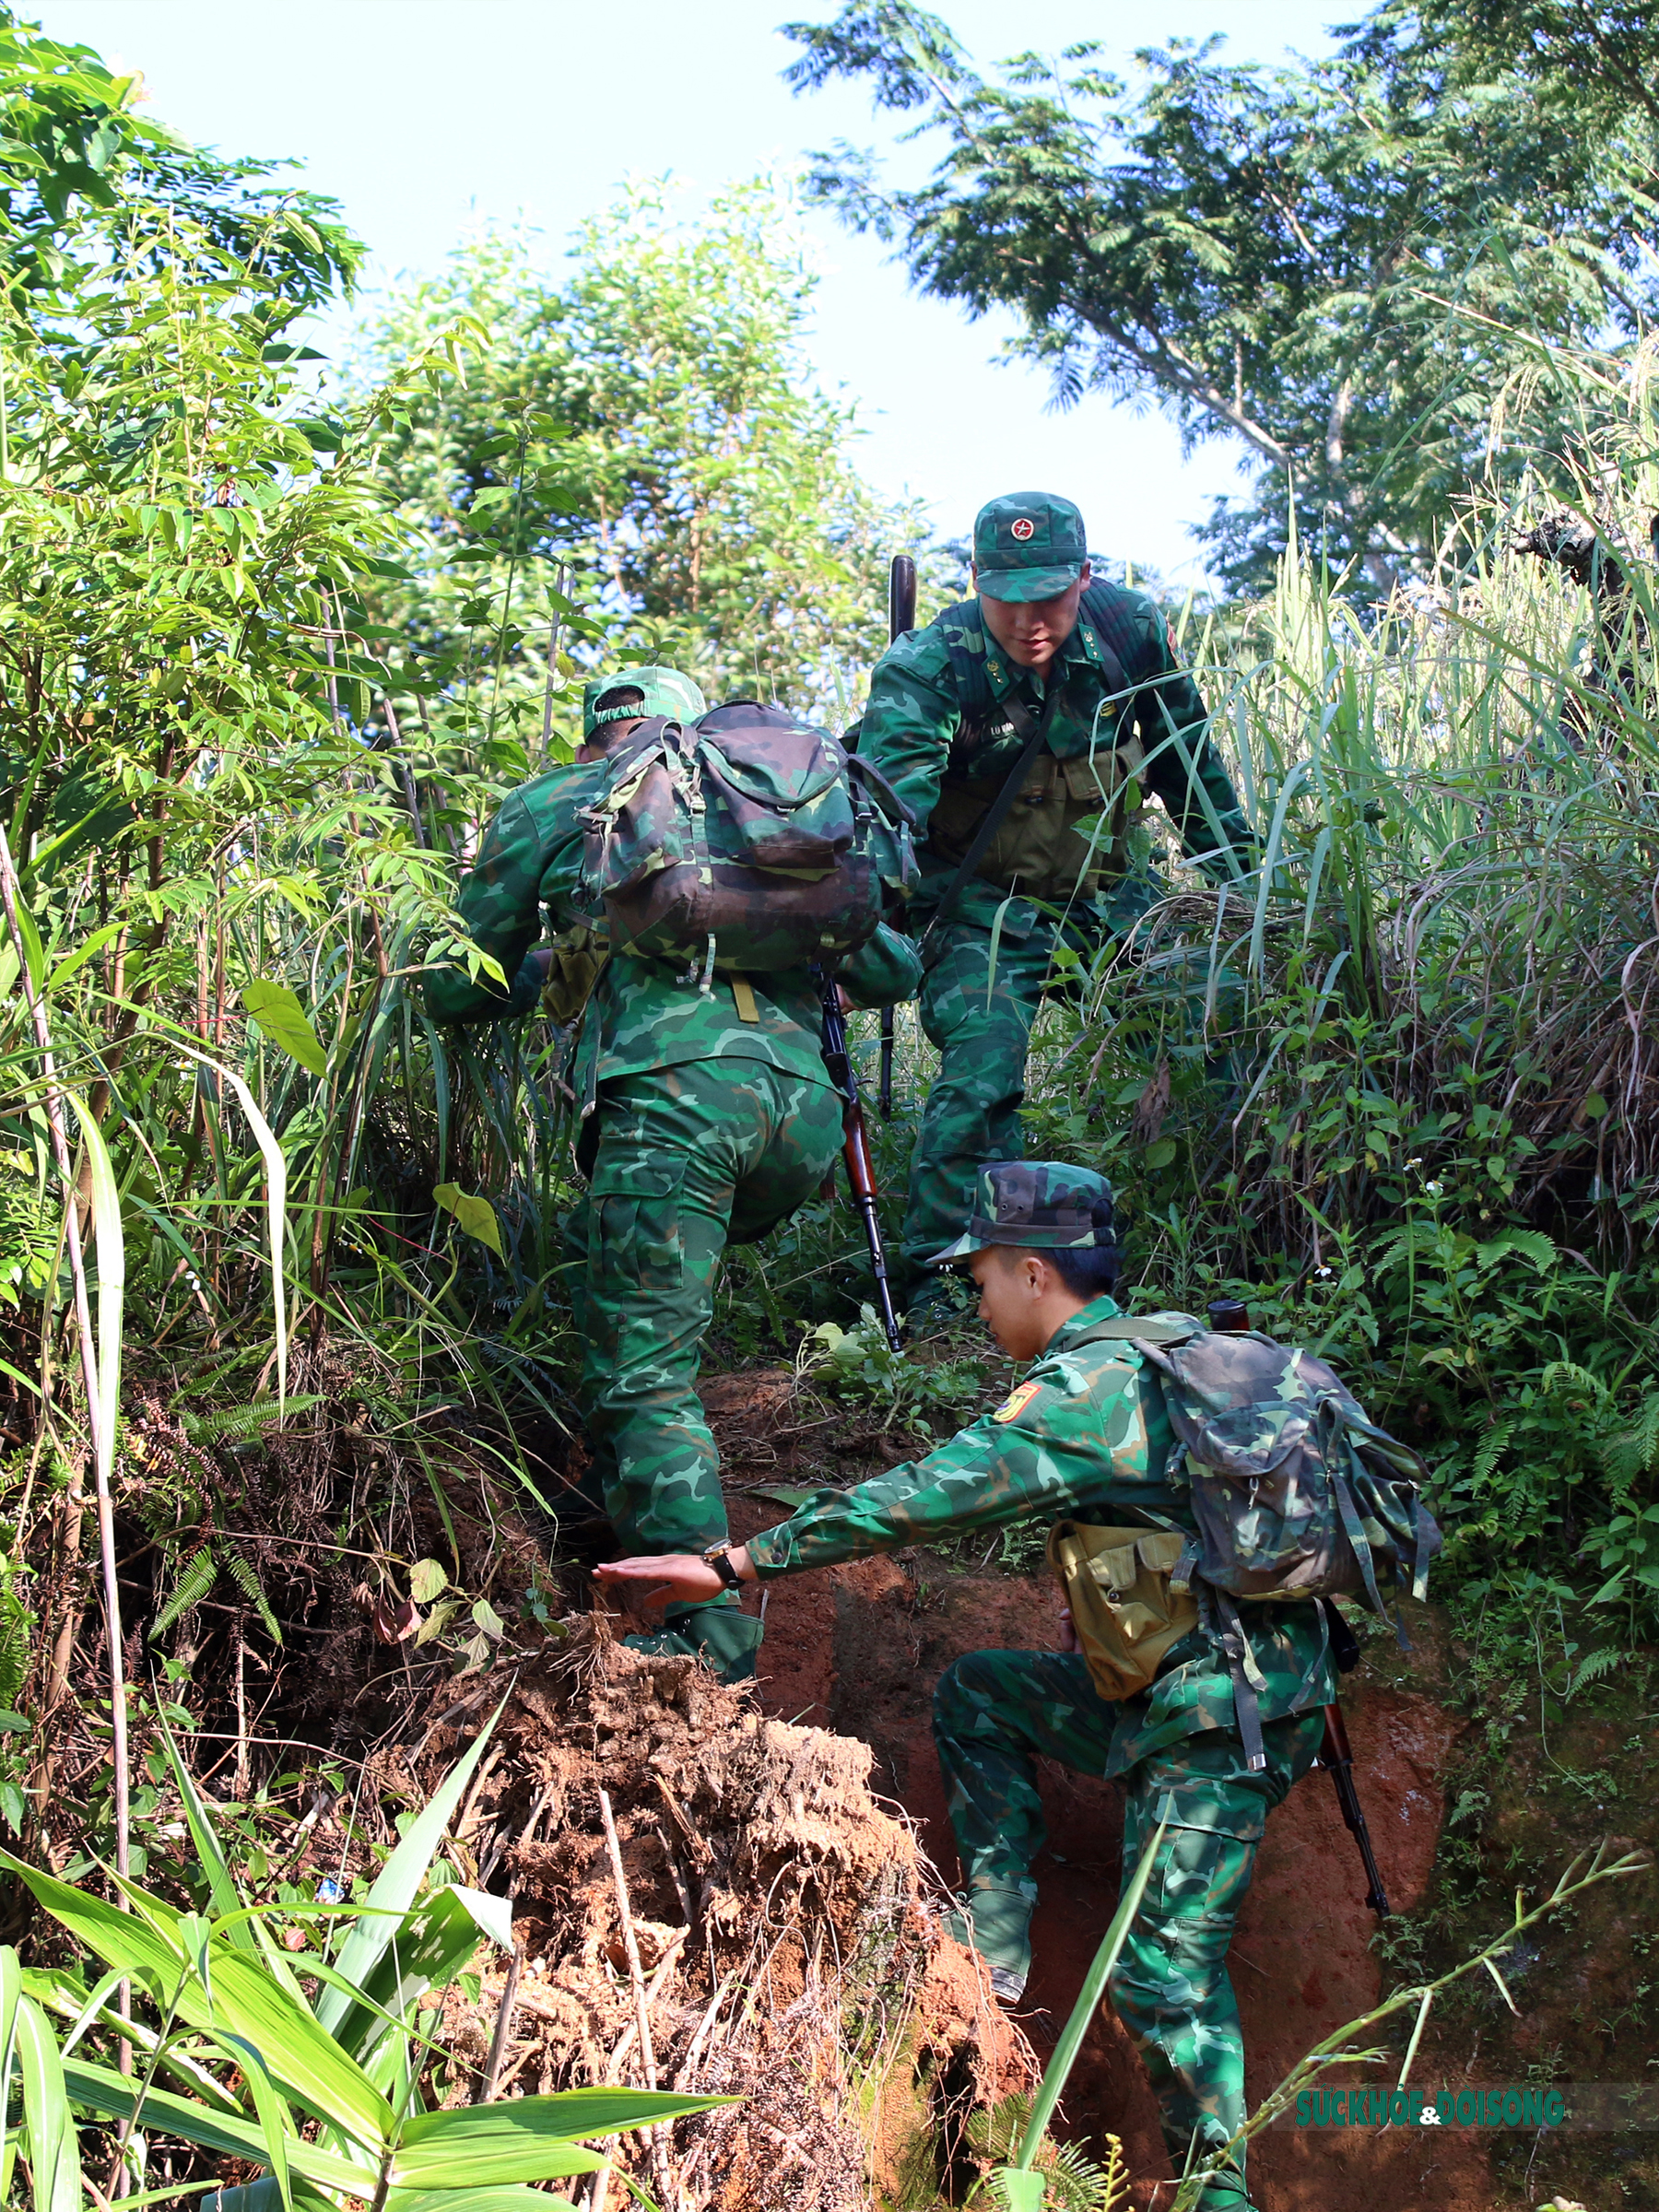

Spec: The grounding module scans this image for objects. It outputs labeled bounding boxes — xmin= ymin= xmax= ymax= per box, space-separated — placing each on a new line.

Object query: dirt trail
xmin=719 ymin=1411 xmax=1493 ymax=2211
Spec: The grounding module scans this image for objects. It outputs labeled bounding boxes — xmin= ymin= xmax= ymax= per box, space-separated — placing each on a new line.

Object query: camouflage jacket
xmin=422 ymin=759 xmax=922 ymax=1096
xmin=747 ymin=1292 xmax=1335 ymax=1773
xmin=858 ymin=587 xmax=1253 ymax=934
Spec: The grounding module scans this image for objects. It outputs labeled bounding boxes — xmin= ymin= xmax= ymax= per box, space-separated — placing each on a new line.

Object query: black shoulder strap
xmin=1068 ymin=1317 xmax=1197 ymax=1347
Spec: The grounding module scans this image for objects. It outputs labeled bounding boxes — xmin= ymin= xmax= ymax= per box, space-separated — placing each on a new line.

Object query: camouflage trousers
xmin=934 ymin=1648 xmax=1324 ymax=2211
xmin=564 ymin=1058 xmax=842 ymax=1668
xmin=900 ymin=913 xmax=1076 ymax=1286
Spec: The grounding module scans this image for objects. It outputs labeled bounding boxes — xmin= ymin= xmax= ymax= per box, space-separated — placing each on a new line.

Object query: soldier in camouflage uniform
xmin=857 ymin=493 xmax=1255 ymax=1309
xmin=596 ymin=1161 xmax=1334 ymax=2211
xmin=426 ymin=668 xmax=923 ymax=1684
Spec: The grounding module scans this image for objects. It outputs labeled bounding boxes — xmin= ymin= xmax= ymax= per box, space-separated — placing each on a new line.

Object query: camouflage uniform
xmin=746 ymin=1165 xmax=1335 ymax=2208
xmin=426 ymin=681 xmax=922 ymax=1680
xmin=857 ymin=494 xmax=1254 ymax=1288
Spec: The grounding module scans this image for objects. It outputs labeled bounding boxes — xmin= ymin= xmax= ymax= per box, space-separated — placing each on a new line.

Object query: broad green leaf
xmin=386 ymin=2192 xmax=580 ymax=2212
xmin=1011 ymin=1818 xmax=1167 ymax=2170
xmin=11 ymin=1987 xmax=85 ymax=2212
xmin=321 ymin=1885 xmax=508 ymax=2070
xmin=2 ymin=1853 xmax=392 ymax=2154
xmin=392 ymin=2090 xmax=730 ymax=2187
xmin=241 ymin=980 xmax=327 ymax=1077
xmin=431 ymin=1182 xmax=503 ymax=1258
xmin=45 ymin=920 xmax=124 ymax=994
xmin=988 ymin=2169 xmax=1045 ymax=2212
xmin=62 ymin=2059 xmax=374 ymax=2195
xmin=223 ymin=2034 xmax=293 ymax=2212
xmin=409 ymin=1559 xmax=448 ymax=1602
xmin=315 ymin=1700 xmax=506 ymax=2042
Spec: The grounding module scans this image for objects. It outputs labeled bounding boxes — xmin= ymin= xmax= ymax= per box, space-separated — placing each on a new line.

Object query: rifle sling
xmin=921 ymin=679 xmax=1065 ymax=949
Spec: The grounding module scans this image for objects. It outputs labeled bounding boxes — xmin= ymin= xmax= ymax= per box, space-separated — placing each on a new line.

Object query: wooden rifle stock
xmin=815 ymin=968 xmax=903 ymax=1354
xmin=877 ymin=552 xmax=917 ymax=1122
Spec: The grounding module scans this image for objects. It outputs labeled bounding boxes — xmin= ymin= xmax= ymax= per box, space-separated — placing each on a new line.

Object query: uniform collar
xmin=983 ymin=619 xmax=1100 ymax=700
xmin=1042 ymin=1290 xmax=1122 ymax=1356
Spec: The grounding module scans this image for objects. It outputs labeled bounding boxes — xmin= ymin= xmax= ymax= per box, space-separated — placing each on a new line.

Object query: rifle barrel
xmin=816 ymin=971 xmax=903 ymax=1353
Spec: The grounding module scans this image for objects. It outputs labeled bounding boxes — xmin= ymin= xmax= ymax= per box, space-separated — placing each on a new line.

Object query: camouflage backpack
xmin=1074 ymin=1312 xmax=1441 ymax=1760
xmin=578 ymin=702 xmax=914 ymax=974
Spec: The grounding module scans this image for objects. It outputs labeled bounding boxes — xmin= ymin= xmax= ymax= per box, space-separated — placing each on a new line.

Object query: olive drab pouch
xmin=538 ymin=922 xmax=609 ymax=1025
xmin=577 ymin=703 xmax=914 ymax=976
xmin=1047 ymin=1521 xmax=1199 ymax=1702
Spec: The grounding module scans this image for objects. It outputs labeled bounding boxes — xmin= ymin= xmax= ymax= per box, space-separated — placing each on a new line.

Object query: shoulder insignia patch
xmin=992 ymin=1380 xmax=1042 ymax=1425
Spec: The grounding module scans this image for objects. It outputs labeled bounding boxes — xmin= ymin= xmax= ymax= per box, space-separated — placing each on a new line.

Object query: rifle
xmin=1318 ymin=1695 xmax=1391 ymax=1919
xmin=815 ymin=966 xmax=903 ymax=1355
xmin=877 ymin=552 xmax=917 ymax=1120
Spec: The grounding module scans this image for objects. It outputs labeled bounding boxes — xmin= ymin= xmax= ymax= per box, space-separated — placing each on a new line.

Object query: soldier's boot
xmin=623 ymin=1599 xmax=762 ymax=1686
xmin=943 ymin=1877 xmax=1038 ymax=2004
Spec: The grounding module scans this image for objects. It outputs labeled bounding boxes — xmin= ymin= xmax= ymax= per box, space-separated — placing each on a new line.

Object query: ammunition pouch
xmin=929 ymin=738 xmax=1145 ymax=904
xmin=1048 ymin=1520 xmax=1199 ymax=1702
xmin=540 ymin=923 xmax=609 ymax=1026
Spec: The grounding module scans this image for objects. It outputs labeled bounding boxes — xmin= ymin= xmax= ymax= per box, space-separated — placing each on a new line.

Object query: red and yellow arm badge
xmin=992 ymin=1380 xmax=1042 ymax=1425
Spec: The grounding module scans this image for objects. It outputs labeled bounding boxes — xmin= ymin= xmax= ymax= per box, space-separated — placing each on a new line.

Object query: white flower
xmin=1315 ymin=1265 xmax=1334 ymax=1279
xmin=1423 ymin=1181 xmax=1443 ymax=1197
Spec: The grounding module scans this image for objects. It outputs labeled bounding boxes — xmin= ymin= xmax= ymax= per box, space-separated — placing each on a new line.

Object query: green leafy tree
xmin=782 ymin=3 xmax=1659 ymax=590
xmin=353 ymin=176 xmax=934 ymax=727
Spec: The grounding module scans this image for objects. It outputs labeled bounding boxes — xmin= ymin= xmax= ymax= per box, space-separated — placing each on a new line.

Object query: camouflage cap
xmin=582 ymin=665 xmax=707 ymax=739
xmin=927 ymin=1161 xmax=1116 ymax=1265
xmin=972 ymin=491 xmax=1088 ymax=604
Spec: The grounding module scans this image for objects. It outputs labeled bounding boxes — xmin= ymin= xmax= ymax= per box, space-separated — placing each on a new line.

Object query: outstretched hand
xmin=594 ymin=1549 xmax=753 ymax=1610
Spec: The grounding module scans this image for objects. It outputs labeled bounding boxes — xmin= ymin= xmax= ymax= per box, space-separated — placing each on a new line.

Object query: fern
xmin=1605 ymin=1392 xmax=1659 ymax=1491
xmin=1565 ymin=1646 xmax=1622 ymax=1701
xmin=0 ymin=1572 xmax=34 ymax=1711
xmin=1472 ymin=1417 xmax=1515 ymax=1486
xmin=150 ymin=1542 xmax=219 ymax=1641
xmin=220 ymin=1545 xmax=284 ymax=1646
xmin=968 ymin=2096 xmax=1130 ymax=2212
xmin=1538 ymin=1360 xmax=1609 ymax=1402
xmin=181 ymin=1394 xmax=324 ymax=1445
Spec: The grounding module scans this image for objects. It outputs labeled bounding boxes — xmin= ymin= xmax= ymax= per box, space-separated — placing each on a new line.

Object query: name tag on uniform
xmin=992 ymin=1381 xmax=1042 ymax=1424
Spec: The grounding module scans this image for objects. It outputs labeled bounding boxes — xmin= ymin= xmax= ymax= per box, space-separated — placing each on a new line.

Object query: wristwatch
xmin=700 ymin=1542 xmax=742 ymax=1590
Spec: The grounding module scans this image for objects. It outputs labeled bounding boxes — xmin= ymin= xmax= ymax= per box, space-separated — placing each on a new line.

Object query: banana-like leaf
xmin=64 ymin=2058 xmax=375 ymax=2196
xmin=2 ymin=1959 xmax=85 ymax=2212
xmin=241 ymin=980 xmax=328 ymax=1077
xmin=326 ymin=1884 xmax=511 ymax=2068
xmin=315 ymin=1699 xmax=505 ymax=2045
xmin=386 ymin=2192 xmax=580 ymax=2212
xmin=3 ymin=1853 xmax=393 ymax=2155
xmin=390 ymin=2091 xmax=731 ymax=2189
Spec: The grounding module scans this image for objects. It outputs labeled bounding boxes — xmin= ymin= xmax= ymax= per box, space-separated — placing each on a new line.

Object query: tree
xmin=352 ymin=176 xmax=935 ymax=729
xmin=781 ymin=2 xmax=1659 ymax=591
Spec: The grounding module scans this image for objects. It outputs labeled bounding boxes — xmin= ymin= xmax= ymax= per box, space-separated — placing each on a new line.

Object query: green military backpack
xmin=1067 ymin=1312 xmax=1441 ymax=1762
xmin=578 ymin=702 xmax=914 ymax=975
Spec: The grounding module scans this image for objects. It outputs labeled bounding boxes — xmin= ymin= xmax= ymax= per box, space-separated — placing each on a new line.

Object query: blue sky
xmin=36 ymin=1 xmax=1342 ymax=582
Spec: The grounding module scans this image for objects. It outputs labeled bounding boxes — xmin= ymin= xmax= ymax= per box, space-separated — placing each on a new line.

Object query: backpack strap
xmin=1066 ymin=1316 xmax=1200 ymax=1348
xmin=1077 ymin=581 xmax=1152 ymax=693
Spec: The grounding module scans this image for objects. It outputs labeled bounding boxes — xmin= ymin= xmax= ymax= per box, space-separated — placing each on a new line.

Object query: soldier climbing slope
xmin=426 ymin=667 xmax=921 ymax=1686
xmin=595 ymin=1161 xmax=1438 ymax=2212
xmin=856 ymin=493 xmax=1255 ymax=1320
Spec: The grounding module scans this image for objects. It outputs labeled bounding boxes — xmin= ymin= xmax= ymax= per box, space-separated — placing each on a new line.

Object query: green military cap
xmin=972 ymin=491 xmax=1088 ymax=603
xmin=582 ymin=665 xmax=708 ymax=739
xmin=928 ymin=1160 xmax=1116 ymax=1265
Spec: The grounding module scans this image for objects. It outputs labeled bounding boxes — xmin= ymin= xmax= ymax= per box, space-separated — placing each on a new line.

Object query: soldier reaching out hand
xmin=596 ymin=1162 xmax=1335 ymax=2212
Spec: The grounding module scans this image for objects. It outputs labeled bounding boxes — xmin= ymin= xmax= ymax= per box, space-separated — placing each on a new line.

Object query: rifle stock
xmin=816 ymin=968 xmax=903 ymax=1354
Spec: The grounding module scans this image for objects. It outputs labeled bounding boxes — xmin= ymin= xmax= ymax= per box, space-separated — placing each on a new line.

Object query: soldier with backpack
xmin=857 ymin=493 xmax=1255 ymax=1320
xmin=594 ymin=1160 xmax=1437 ymax=2212
xmin=426 ymin=667 xmax=922 ymax=1684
